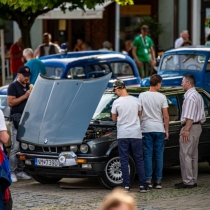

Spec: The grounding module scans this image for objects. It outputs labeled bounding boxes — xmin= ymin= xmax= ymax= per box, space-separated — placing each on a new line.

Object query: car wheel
xmin=31 ymin=174 xmax=62 ymax=184
xmin=100 ymin=151 xmax=136 ymax=189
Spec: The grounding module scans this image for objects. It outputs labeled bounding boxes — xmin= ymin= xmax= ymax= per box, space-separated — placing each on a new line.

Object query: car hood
xmin=17 ymin=74 xmax=111 ymax=146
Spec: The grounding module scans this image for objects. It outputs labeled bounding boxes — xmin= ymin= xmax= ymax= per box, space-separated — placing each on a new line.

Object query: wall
xmin=158 ymin=0 xmax=174 ymax=50
xmin=178 ymin=0 xmax=188 ymax=35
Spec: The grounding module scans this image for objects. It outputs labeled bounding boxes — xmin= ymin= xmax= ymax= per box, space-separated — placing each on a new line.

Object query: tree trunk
xmin=19 ymin=25 xmax=32 ymax=48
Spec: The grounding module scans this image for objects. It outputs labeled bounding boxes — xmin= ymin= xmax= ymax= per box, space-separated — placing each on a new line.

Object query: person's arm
xmin=112 ymin=113 xmax=117 ymax=122
xmin=179 ymin=118 xmax=193 ymax=143
xmin=150 ymin=46 xmax=156 ymax=65
xmin=162 ymin=107 xmax=169 ymax=140
xmin=132 ymin=46 xmax=142 ymax=68
xmin=8 ymin=90 xmax=31 ymax=107
xmin=0 ymin=130 xmax=9 ymax=144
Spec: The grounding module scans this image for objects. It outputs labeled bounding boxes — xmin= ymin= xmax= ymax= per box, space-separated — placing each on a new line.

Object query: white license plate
xmin=35 ymin=158 xmax=59 ymax=167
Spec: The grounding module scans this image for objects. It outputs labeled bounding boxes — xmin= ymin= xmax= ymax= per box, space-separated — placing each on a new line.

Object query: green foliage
xmin=125 ymin=16 xmax=164 ymax=40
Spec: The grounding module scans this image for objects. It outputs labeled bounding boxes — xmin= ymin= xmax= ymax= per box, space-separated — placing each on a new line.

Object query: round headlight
xmin=70 ymin=145 xmax=78 ymax=153
xmin=21 ymin=143 xmax=28 ymax=150
xmin=28 ymin=144 xmax=35 ymax=151
xmin=80 ymin=144 xmax=88 ymax=154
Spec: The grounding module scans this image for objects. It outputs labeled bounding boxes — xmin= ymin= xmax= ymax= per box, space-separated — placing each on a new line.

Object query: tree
xmin=0 ymin=0 xmax=133 ymax=48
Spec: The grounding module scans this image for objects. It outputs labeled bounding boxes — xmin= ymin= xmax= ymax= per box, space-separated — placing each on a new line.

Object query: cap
xmin=141 ymin=25 xmax=149 ymax=32
xmin=113 ymin=80 xmax=125 ymax=91
xmin=18 ymin=66 xmax=31 ymax=76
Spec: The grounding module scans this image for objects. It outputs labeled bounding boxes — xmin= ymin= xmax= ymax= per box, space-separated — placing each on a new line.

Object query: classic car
xmin=140 ymin=46 xmax=210 ymax=92
xmin=16 ymin=74 xmax=210 ymax=189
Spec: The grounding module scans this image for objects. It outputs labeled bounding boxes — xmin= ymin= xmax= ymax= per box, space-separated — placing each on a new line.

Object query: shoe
xmin=11 ymin=173 xmax=17 ymax=182
xmin=140 ymin=185 xmax=149 ymax=193
xmin=124 ymin=186 xmax=130 ymax=192
xmin=146 ymin=182 xmax=153 ymax=189
xmin=153 ymin=182 xmax=162 ymax=189
xmin=174 ymin=182 xmax=195 ymax=189
xmin=16 ymin=171 xmax=31 ymax=180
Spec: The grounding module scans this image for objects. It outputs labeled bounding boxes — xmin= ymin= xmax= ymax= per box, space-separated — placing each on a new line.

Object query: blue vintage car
xmin=141 ymin=46 xmax=210 ymax=92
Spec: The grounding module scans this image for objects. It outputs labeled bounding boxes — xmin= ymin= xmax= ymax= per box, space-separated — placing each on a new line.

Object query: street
xmin=10 ymin=162 xmax=210 ymax=210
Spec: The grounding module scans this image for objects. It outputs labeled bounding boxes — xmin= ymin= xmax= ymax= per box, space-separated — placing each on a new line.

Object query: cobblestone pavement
xmin=10 ymin=163 xmax=210 ymax=210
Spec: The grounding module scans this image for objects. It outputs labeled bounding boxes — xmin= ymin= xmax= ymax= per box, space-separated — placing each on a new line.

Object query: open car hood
xmin=17 ymin=74 xmax=111 ymax=146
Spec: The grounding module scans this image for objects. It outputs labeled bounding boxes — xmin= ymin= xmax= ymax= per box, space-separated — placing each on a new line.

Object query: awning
xmin=37 ymin=2 xmax=112 ymax=19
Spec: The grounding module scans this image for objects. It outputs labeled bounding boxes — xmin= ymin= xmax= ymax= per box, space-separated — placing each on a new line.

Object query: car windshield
xmin=92 ymin=93 xmax=118 ymax=120
xmin=160 ymin=54 xmax=206 ymax=71
xmin=45 ymin=66 xmax=64 ymax=78
xmin=0 ymin=95 xmax=10 ymax=119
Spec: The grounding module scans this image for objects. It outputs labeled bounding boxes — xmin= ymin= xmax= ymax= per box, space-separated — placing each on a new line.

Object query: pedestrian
xmin=99 ymin=41 xmax=111 ymax=51
xmin=0 ymin=108 xmax=12 ymax=209
xmin=111 ymin=80 xmax=148 ymax=193
xmin=174 ymin=30 xmax=189 ymax=48
xmin=132 ymin=25 xmax=156 ymax=79
xmin=180 ymin=40 xmax=192 ymax=47
xmin=174 ymin=74 xmax=206 ymax=189
xmin=9 ymin=38 xmax=24 ymax=80
xmin=34 ymin=33 xmax=60 ymax=58
xmin=122 ymin=40 xmax=133 ymax=58
xmin=23 ymin=48 xmax=47 ymax=84
xmin=73 ymin=38 xmax=84 ymax=51
xmin=138 ymin=74 xmax=169 ymax=189
xmin=7 ymin=66 xmax=32 ymax=183
xmin=99 ymin=187 xmax=136 ymax=210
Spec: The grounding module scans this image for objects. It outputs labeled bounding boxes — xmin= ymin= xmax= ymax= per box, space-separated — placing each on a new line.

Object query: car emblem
xmin=44 ymin=139 xmax=48 ymax=144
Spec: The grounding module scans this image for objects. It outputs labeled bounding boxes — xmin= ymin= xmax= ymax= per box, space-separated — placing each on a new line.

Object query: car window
xmin=166 ymin=95 xmax=180 ymax=121
xmin=161 ymin=54 xmax=205 ymax=71
xmin=67 ymin=67 xmax=86 ymax=79
xmin=200 ymin=93 xmax=210 ymax=117
xmin=0 ymin=96 xmax=10 ymax=120
xmin=87 ymin=64 xmax=110 ymax=78
xmin=110 ymin=62 xmax=134 ymax=78
xmin=45 ymin=66 xmax=63 ymax=79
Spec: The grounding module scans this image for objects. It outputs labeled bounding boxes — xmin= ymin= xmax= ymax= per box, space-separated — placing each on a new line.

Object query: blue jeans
xmin=142 ymin=132 xmax=165 ymax=183
xmin=118 ymin=138 xmax=146 ymax=187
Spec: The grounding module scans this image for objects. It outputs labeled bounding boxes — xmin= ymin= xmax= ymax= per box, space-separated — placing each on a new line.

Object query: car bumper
xmin=17 ymin=152 xmax=108 ymax=178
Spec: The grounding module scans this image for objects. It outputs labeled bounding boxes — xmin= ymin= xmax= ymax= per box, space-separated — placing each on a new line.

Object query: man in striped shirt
xmin=174 ymin=74 xmax=206 ymax=189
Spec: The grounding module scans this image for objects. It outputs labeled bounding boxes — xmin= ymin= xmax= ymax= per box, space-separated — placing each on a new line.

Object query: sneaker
xmin=174 ymin=182 xmax=195 ymax=189
xmin=124 ymin=186 xmax=130 ymax=192
xmin=16 ymin=171 xmax=31 ymax=180
xmin=11 ymin=173 xmax=17 ymax=182
xmin=153 ymin=182 xmax=162 ymax=189
xmin=140 ymin=185 xmax=149 ymax=193
xmin=146 ymin=182 xmax=153 ymax=189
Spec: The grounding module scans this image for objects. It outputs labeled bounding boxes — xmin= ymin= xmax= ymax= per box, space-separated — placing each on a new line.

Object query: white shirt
xmin=138 ymin=91 xmax=168 ymax=132
xmin=0 ymin=109 xmax=7 ymax=150
xmin=174 ymin=37 xmax=184 ymax=48
xmin=111 ymin=96 xmax=142 ymax=139
xmin=181 ymin=88 xmax=206 ymax=124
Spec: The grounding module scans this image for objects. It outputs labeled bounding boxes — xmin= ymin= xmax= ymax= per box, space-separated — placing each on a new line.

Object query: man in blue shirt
xmin=23 ymin=48 xmax=46 ymax=84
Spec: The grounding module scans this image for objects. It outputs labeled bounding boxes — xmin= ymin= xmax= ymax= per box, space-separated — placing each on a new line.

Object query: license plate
xmin=34 ymin=158 xmax=59 ymax=167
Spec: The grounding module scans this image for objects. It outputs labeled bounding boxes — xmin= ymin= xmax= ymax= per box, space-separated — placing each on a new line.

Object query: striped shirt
xmin=181 ymin=88 xmax=206 ymax=124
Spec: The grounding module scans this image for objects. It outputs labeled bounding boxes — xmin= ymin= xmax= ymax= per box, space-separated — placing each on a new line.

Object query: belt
xmin=181 ymin=122 xmax=200 ymax=127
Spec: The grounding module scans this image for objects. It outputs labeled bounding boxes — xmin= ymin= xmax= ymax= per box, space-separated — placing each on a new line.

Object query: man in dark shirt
xmin=7 ymin=66 xmax=32 ymax=182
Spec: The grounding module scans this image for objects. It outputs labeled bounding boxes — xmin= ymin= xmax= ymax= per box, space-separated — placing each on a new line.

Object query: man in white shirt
xmin=139 ymin=74 xmax=169 ymax=189
xmin=174 ymin=30 xmax=189 ymax=48
xmin=111 ymin=80 xmax=148 ymax=193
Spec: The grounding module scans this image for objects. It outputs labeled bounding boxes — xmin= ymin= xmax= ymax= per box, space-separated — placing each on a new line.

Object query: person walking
xmin=111 ymin=80 xmax=148 ymax=193
xmin=174 ymin=74 xmax=206 ymax=189
xmin=174 ymin=30 xmax=189 ymax=48
xmin=34 ymin=33 xmax=60 ymax=58
xmin=7 ymin=66 xmax=32 ymax=182
xmin=138 ymin=74 xmax=169 ymax=189
xmin=9 ymin=38 xmax=24 ymax=80
xmin=132 ymin=25 xmax=156 ymax=79
xmin=23 ymin=48 xmax=46 ymax=84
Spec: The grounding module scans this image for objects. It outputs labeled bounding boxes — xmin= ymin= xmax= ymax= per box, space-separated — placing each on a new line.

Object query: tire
xmin=100 ymin=151 xmax=136 ymax=189
xmin=31 ymin=174 xmax=62 ymax=184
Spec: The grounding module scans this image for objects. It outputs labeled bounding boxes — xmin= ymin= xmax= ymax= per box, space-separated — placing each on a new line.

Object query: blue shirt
xmin=25 ymin=59 xmax=46 ymax=84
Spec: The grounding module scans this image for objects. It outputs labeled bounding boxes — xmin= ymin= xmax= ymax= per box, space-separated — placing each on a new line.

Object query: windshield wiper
xmin=183 ymin=54 xmax=193 ymax=63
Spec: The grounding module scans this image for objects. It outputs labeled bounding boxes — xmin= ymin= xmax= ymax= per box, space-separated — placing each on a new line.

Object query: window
xmin=111 ymin=62 xmax=134 ymax=78
xmin=166 ymin=95 xmax=180 ymax=121
xmin=200 ymin=93 xmax=210 ymax=117
xmin=67 ymin=67 xmax=86 ymax=79
xmin=87 ymin=64 xmax=110 ymax=78
xmin=161 ymin=54 xmax=205 ymax=71
xmin=45 ymin=67 xmax=63 ymax=79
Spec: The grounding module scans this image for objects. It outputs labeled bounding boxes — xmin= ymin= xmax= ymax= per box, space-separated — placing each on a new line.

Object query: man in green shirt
xmin=132 ymin=25 xmax=156 ymax=79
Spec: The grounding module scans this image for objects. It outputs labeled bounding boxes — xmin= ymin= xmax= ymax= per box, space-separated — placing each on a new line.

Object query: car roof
xmin=42 ymin=53 xmax=127 ymax=66
xmin=166 ymin=46 xmax=210 ymax=53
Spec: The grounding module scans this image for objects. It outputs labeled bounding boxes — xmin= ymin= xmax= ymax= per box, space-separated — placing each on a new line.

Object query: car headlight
xmin=80 ymin=144 xmax=88 ymax=154
xmin=21 ymin=143 xmax=28 ymax=150
xmin=28 ymin=144 xmax=35 ymax=151
xmin=70 ymin=145 xmax=78 ymax=153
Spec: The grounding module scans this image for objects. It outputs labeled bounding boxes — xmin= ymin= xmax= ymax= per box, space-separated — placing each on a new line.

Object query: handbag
xmin=11 ymin=113 xmax=22 ymax=129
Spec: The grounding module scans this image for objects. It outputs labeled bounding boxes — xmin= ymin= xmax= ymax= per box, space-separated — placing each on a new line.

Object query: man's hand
xmin=180 ymin=129 xmax=190 ymax=143
xmin=136 ymin=60 xmax=142 ymax=68
xmin=165 ymin=132 xmax=169 ymax=140
xmin=152 ymin=59 xmax=157 ymax=66
xmin=24 ymin=90 xmax=31 ymax=99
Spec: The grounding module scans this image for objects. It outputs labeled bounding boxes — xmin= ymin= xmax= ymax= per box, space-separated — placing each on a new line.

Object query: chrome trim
xmin=42 ymin=147 xmax=58 ymax=153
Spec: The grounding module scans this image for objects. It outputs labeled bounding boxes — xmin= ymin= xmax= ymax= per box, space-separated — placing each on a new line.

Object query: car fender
xmin=106 ymin=140 xmax=118 ymax=156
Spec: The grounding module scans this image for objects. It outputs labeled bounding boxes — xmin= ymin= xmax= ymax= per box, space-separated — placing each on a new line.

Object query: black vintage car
xmin=17 ymin=75 xmax=210 ymax=189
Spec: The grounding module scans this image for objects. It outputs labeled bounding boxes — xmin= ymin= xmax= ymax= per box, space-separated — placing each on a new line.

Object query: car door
xmin=164 ymin=94 xmax=182 ymax=167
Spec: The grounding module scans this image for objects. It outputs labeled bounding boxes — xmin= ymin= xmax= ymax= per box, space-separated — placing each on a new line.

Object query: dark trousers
xmin=118 ymin=138 xmax=146 ymax=187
